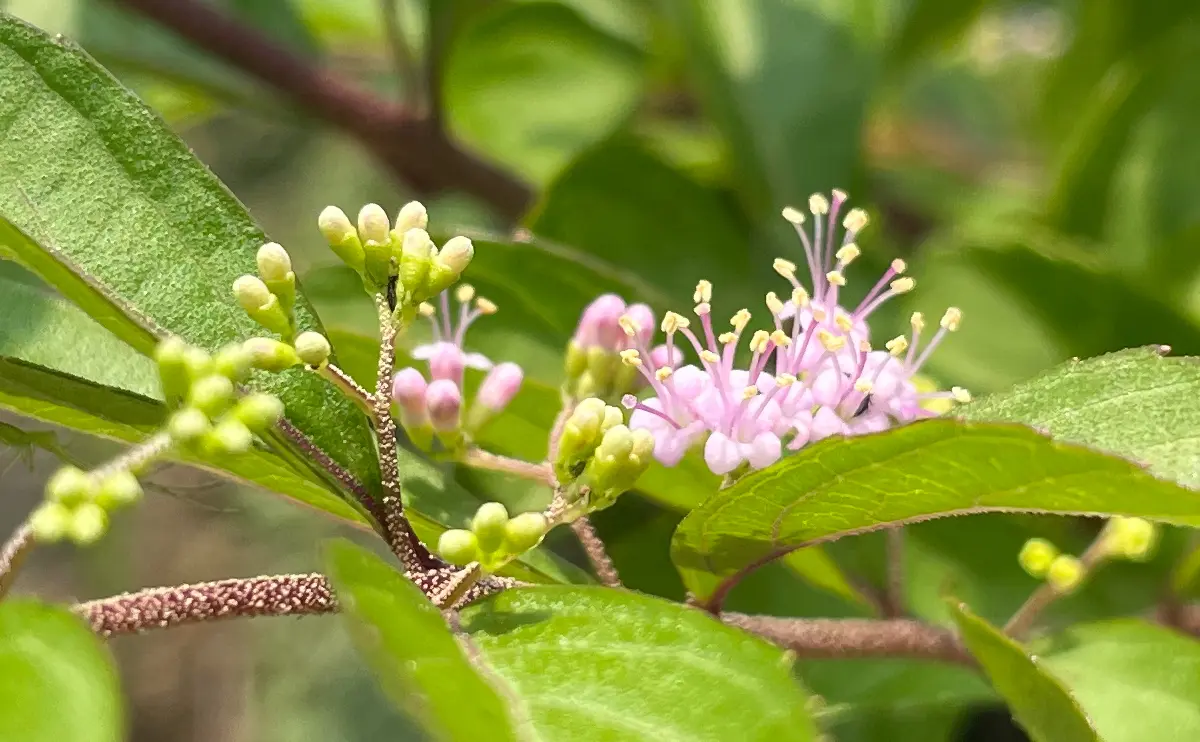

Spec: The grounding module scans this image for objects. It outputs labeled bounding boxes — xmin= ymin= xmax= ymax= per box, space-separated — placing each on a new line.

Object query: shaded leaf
xmin=0 ymin=600 xmax=124 ymax=742
xmin=949 ymin=601 xmax=1099 ymax=742
xmin=887 ymin=0 xmax=989 ymax=69
xmin=671 ymin=419 xmax=1200 ymax=604
xmin=325 ymin=540 xmax=522 ymax=742
xmin=462 ymin=585 xmax=818 ymax=741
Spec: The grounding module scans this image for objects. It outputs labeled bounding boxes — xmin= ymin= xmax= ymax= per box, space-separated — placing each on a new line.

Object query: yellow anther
xmin=834 ymin=311 xmax=854 ymax=332
xmin=418 ymin=302 xmax=436 ymax=317
xmin=718 ymin=332 xmax=736 ymax=345
xmin=730 ymin=309 xmax=752 ymax=332
xmin=781 ymin=206 xmax=806 ymax=225
xmin=910 ymin=312 xmax=926 ymax=333
xmin=885 ymin=336 xmax=909 ymax=356
xmin=655 ymin=367 xmax=674 ymax=381
xmin=776 ymin=373 xmax=796 ymax=387
xmin=699 ymin=350 xmax=720 ymax=364
xmin=694 ymin=280 xmax=713 ymax=304
xmin=475 ymin=297 xmax=498 ymax=315
xmin=951 ymin=386 xmax=972 ymax=403
xmin=773 ymin=258 xmax=797 ymax=279
xmin=858 ymin=340 xmax=872 ymax=353
xmin=826 ymin=270 xmax=846 ymax=287
xmin=662 ymin=311 xmax=690 ymax=333
xmin=770 ymin=329 xmax=791 ymax=348
xmin=891 ymin=277 xmax=916 ymax=293
xmin=455 ymin=283 xmax=475 ymax=303
xmin=832 ymin=188 xmax=848 ymax=203
xmin=854 ymin=379 xmax=874 ymax=394
xmin=618 ymin=315 xmax=640 ymax=338
xmin=694 ymin=302 xmax=711 ymax=316
xmin=741 ymin=385 xmax=759 ymax=401
xmin=811 ymin=307 xmax=828 ymax=323
xmin=818 ymin=330 xmax=845 ymax=352
xmin=619 ymin=349 xmax=642 ymax=367
xmin=843 ymin=208 xmax=869 ymax=233
xmin=809 ymin=193 xmax=830 ymax=215
xmin=749 ymin=330 xmax=771 ymax=353
xmin=941 ymin=307 xmax=963 ymax=331
xmin=765 ymin=291 xmax=785 ymax=315
xmin=791 ymin=287 xmax=810 ymax=307
xmin=891 ymin=258 xmax=907 ymax=274
xmin=835 ymin=244 xmax=860 ymax=265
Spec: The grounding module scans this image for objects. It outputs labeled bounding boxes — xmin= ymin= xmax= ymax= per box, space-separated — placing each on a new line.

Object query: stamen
xmin=656 ymin=367 xmax=674 ymax=381
xmin=891 ymin=258 xmax=907 ymax=274
xmin=811 ymin=307 xmax=828 ymax=323
xmin=748 ymin=331 xmax=771 ymax=353
xmin=818 ymin=330 xmax=845 ymax=353
xmin=730 ymin=309 xmax=752 ymax=332
xmin=941 ymin=307 xmax=963 ymax=331
xmin=791 ymin=287 xmax=810 ymax=307
xmin=694 ymin=280 xmax=713 ymax=303
xmin=700 ymin=349 xmax=720 ymax=364
xmin=826 ymin=270 xmax=846 ymax=286
xmin=623 ymin=396 xmax=682 ymax=430
xmin=694 ymin=302 xmax=711 ymax=316
xmin=891 ymin=277 xmax=916 ymax=293
xmin=662 ymin=311 xmax=690 ymax=332
xmin=455 ymin=284 xmax=475 ymax=303
xmin=765 ymin=292 xmax=785 ymax=316
xmin=475 ymin=298 xmax=498 ymax=314
xmin=809 ymin=193 xmax=830 ymax=216
xmin=618 ymin=315 xmax=640 ymax=338
xmin=832 ymin=188 xmax=848 ymax=204
xmin=952 ymin=386 xmax=972 ymax=403
xmin=781 ymin=206 xmax=806 ymax=225
xmin=886 ymin=336 xmax=909 ymax=356
xmin=621 ymin=394 xmax=637 ymax=409
xmin=718 ymin=332 xmax=736 ymax=344
xmin=911 ymin=312 xmax=925 ymax=332
xmin=834 ymin=311 xmax=854 ymax=332
xmin=776 ymin=374 xmax=796 ymax=387
xmin=773 ymin=258 xmax=798 ymax=280
xmin=741 ymin=386 xmax=759 ymax=401
xmin=418 ymin=302 xmax=436 ymax=317
xmin=620 ymin=349 xmax=642 ymax=367
xmin=770 ymin=329 xmax=791 ymax=348
xmin=854 ymin=378 xmax=874 ymax=393
xmin=835 ymin=244 xmax=860 ymax=265
xmin=842 ymin=208 xmax=869 ymax=233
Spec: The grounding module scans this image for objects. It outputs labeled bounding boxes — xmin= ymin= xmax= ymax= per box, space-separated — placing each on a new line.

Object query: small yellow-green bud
xmin=169 ymin=407 xmax=211 ymax=443
xmin=294 ymin=331 xmax=331 ymax=367
xmin=503 ymin=512 xmax=549 ymax=554
xmin=256 ymin=242 xmax=292 ymax=282
xmin=438 ymin=236 xmax=474 ymax=274
xmin=183 ymin=346 xmax=213 ymax=380
xmin=397 ymin=227 xmax=434 ymax=300
xmin=1018 ymin=538 xmax=1059 ymax=578
xmin=29 ymin=502 xmax=71 ymax=543
xmin=1046 ymin=554 xmax=1085 ymax=594
xmin=233 ymin=274 xmax=272 ymax=312
xmin=553 ymin=398 xmax=608 ymax=482
xmin=206 ymin=418 xmax=254 ymax=455
xmin=600 ymin=405 xmax=624 ymax=433
xmin=45 ymin=466 xmax=94 ymax=505
xmin=1107 ymin=516 xmax=1157 ymax=561
xmin=243 ymin=337 xmax=301 ymax=372
xmin=472 ymin=502 xmax=510 ymax=554
xmin=564 ymin=341 xmax=588 ymax=378
xmin=318 ymin=205 xmax=365 ymax=273
xmin=395 ymin=201 xmax=428 ymax=233
xmin=359 ymin=203 xmax=393 ymax=287
xmin=67 ymin=503 xmax=108 ymax=546
xmin=188 ymin=374 xmax=235 ymax=418
xmin=233 ymin=393 xmax=285 ymax=433
xmin=96 ymin=471 xmax=143 ymax=510
xmin=154 ymin=336 xmax=191 ymax=404
xmin=437 ymin=529 xmax=479 ymax=566
xmin=357 ymin=203 xmax=391 ymax=244
xmin=213 ymin=343 xmax=253 ymax=382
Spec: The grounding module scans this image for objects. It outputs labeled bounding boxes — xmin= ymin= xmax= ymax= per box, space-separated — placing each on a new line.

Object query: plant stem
xmin=0 ymin=524 xmax=33 ymax=600
xmin=883 ymin=527 xmax=906 ymax=617
xmin=432 ymin=563 xmax=483 ymax=609
xmin=316 ymin=363 xmax=373 ymax=414
xmin=1005 ymin=530 xmax=1111 ymax=640
xmin=570 ymin=518 xmax=622 ymax=588
xmin=461 ymin=448 xmax=554 ymax=485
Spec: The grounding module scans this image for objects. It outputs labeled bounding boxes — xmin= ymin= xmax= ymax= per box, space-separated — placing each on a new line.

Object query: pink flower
xmin=411 ymin=286 xmax=494 ymax=388
xmin=574 ymin=294 xmax=629 ymax=349
xmin=426 ymin=379 xmax=462 ymax=432
xmin=392 ymin=367 xmax=429 ymax=426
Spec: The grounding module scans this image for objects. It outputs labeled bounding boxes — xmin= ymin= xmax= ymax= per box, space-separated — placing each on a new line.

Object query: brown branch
xmin=0 ymin=523 xmax=34 ymax=600
xmin=570 ymin=518 xmax=621 ymax=588
xmin=723 ymin=613 xmax=974 ymax=667
xmin=112 ymin=0 xmax=532 ymax=221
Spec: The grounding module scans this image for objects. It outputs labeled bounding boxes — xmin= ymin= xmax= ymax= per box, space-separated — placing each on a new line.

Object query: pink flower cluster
xmin=615 ymin=191 xmax=968 ymax=476
xmin=392 ymin=285 xmax=523 ymax=438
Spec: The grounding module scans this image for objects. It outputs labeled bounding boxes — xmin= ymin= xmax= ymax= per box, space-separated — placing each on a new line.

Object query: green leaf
xmin=886 ymin=0 xmax=989 ymax=69
xmin=325 ymin=540 xmax=521 ymax=742
xmin=0 ymin=18 xmax=379 ymax=494
xmin=443 ymin=2 xmax=644 ymax=187
xmin=1040 ymin=620 xmax=1200 ymax=742
xmin=671 ymin=419 xmax=1200 ymax=604
xmin=959 ymin=347 xmax=1200 ymax=489
xmin=462 ymin=585 xmax=818 ymax=741
xmin=948 ymin=601 xmax=1100 ymax=742
xmin=0 ymin=600 xmax=124 ymax=742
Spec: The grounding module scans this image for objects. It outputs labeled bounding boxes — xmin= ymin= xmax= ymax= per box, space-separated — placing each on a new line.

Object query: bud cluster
xmin=436 ymin=502 xmax=550 ymax=571
xmin=30 ymin=465 xmax=142 ymax=546
xmin=563 ymin=294 xmax=678 ymax=402
xmin=552 ymin=398 xmax=654 ymax=517
xmin=1017 ymin=516 xmax=1158 ymax=595
xmin=318 ymin=200 xmax=474 ymax=305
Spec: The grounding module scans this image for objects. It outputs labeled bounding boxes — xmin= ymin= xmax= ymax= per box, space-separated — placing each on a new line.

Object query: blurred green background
xmin=3 ymin=0 xmax=1200 ymax=740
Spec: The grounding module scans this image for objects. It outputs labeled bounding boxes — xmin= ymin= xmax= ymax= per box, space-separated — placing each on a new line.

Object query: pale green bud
xmin=438 ymin=236 xmax=474 ymax=274
xmin=357 ymin=203 xmax=391 ymax=244
xmin=29 ymin=502 xmax=70 ymax=543
xmin=257 ymin=242 xmax=296 ymax=309
xmin=553 ymin=398 xmax=607 ymax=482
xmin=397 ymin=227 xmax=434 ymax=300
xmin=395 ymin=201 xmax=428 ymax=233
xmin=243 ymin=337 xmax=301 ymax=372
xmin=472 ymin=502 xmax=510 ymax=554
xmin=188 ymin=374 xmax=235 ymax=418
xmin=169 ymin=407 xmax=211 ymax=443
xmin=318 ymin=206 xmax=365 ymax=273
xmin=1047 ymin=554 xmax=1085 ymax=594
xmin=233 ymin=393 xmax=285 ymax=433
xmin=564 ymin=341 xmax=588 ymax=378
xmin=214 ymin=343 xmax=253 ymax=382
xmin=68 ymin=503 xmax=108 ymax=546
xmin=359 ymin=203 xmax=393 ymax=286
xmin=1106 ymin=516 xmax=1157 ymax=560
xmin=503 ymin=512 xmax=549 ymax=555
xmin=45 ymin=466 xmax=94 ymax=505
xmin=438 ymin=529 xmax=479 ymax=566
xmin=96 ymin=471 xmax=143 ymax=510
xmin=233 ymin=274 xmax=272 ymax=312
xmin=205 ymin=419 xmax=254 ymax=455
xmin=1018 ymin=538 xmax=1058 ymax=578
xmin=154 ymin=336 xmax=191 ymax=405
xmin=183 ymin=346 xmax=213 ymax=380
xmin=293 ymin=331 xmax=331 ymax=367
xmin=600 ymin=405 xmax=624 ymax=433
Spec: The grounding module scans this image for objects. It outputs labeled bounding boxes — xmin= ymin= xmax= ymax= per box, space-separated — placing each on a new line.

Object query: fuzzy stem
xmin=432 ymin=563 xmax=483 ymax=609
xmin=723 ymin=613 xmax=974 ymax=666
xmin=570 ymin=517 xmax=622 ymax=588
xmin=883 ymin=527 xmax=906 ymax=617
xmin=461 ymin=448 xmax=554 ymax=485
xmin=96 ymin=431 xmax=173 ymax=478
xmin=0 ymin=524 xmax=34 ymax=600
xmin=1005 ymin=531 xmax=1111 ymax=640
xmin=316 ymin=363 xmax=373 ymax=414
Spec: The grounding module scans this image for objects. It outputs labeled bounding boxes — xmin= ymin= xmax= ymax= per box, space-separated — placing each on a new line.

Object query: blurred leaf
xmin=672 ymin=419 xmax=1200 ymax=604
xmin=462 ymin=585 xmax=818 ymax=741
xmin=1040 ymin=620 xmax=1200 ymax=742
xmin=960 ymin=347 xmax=1200 ymax=489
xmin=0 ymin=600 xmax=123 ymax=742
xmin=0 ymin=18 xmax=381 ymax=495
xmin=0 ymin=419 xmax=83 ymax=468
xmin=443 ymin=2 xmax=644 ymax=187
xmin=325 ymin=540 xmax=522 ymax=742
xmin=949 ymin=601 xmax=1100 ymax=742
xmin=887 ymin=0 xmax=988 ymax=70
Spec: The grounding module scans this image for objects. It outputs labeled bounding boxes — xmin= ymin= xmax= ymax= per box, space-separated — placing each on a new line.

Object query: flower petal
xmin=704 ymin=432 xmax=743 ymax=475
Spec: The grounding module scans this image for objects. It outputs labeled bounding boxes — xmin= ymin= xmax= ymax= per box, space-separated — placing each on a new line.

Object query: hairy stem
xmin=461 ymin=448 xmax=554 ymax=485
xmin=316 ymin=363 xmax=373 ymax=414
xmin=723 ymin=613 xmax=974 ymax=667
xmin=883 ymin=527 xmax=906 ymax=618
xmin=570 ymin=518 xmax=622 ymax=588
xmin=1005 ymin=531 xmax=1111 ymax=640
xmin=0 ymin=524 xmax=34 ymax=600
xmin=432 ymin=563 xmax=483 ymax=609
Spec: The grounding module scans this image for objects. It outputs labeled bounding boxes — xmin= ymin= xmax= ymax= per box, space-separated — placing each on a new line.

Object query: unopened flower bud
xmin=472 ymin=502 xmax=509 ymax=554
xmin=428 ymin=344 xmax=466 ymax=384
xmin=243 ymin=337 xmax=301 ymax=372
xmin=294 ymin=331 xmax=331 ymax=367
xmin=68 ymin=502 xmax=108 ymax=546
xmin=319 ymin=206 xmax=365 ymax=273
xmin=575 ymin=294 xmax=627 ymax=348
xmin=582 ymin=425 xmax=653 ymax=508
xmin=1046 ymin=554 xmax=1085 ymax=594
xmin=188 ymin=374 xmax=235 ymax=418
xmin=233 ymin=276 xmax=291 ymax=335
xmin=1018 ymin=538 xmax=1058 ymax=578
xmin=183 ymin=346 xmax=212 ymax=380
xmin=95 ymin=471 xmax=143 ymax=510
xmin=554 ymin=398 xmax=607 ymax=482
xmin=169 ymin=407 xmax=211 ymax=443
xmin=395 ymin=201 xmax=428 ymax=234
xmin=469 ymin=363 xmax=523 ymax=430
xmin=392 ymin=368 xmax=430 ymax=422
xmin=426 ymin=379 xmax=462 ymax=433
xmin=357 ymin=203 xmax=391 ymax=245
xmin=205 ymin=418 xmax=254 ymax=455
xmin=154 ymin=336 xmax=191 ymax=405
xmin=504 ymin=512 xmax=549 ymax=554
xmin=29 ymin=502 xmax=70 ymax=543
xmin=623 ymin=303 xmax=655 ymax=346
xmin=214 ymin=343 xmax=253 ymax=382
xmin=256 ymin=242 xmax=296 ymax=309
xmin=358 ymin=204 xmax=393 ymax=286
xmin=438 ymin=236 xmax=474 ymax=274
xmin=649 ymin=344 xmax=682 ymax=370
xmin=45 ymin=466 xmax=94 ymax=505
xmin=438 ymin=529 xmax=479 ymax=566
xmin=233 ymin=393 xmax=285 ymax=433
xmin=397 ymin=228 xmax=434 ymax=300
xmin=1106 ymin=516 xmax=1157 ymax=560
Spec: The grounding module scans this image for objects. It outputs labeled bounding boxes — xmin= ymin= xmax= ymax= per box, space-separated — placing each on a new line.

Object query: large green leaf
xmin=886 ymin=0 xmax=989 ymax=69
xmin=0 ymin=600 xmax=124 ymax=742
xmin=442 ymin=2 xmax=644 ymax=187
xmin=960 ymin=347 xmax=1200 ymax=489
xmin=325 ymin=540 xmax=521 ymax=742
xmin=949 ymin=601 xmax=1100 ymax=742
xmin=671 ymin=419 xmax=1200 ymax=604
xmin=0 ymin=16 xmax=379 ymax=494
xmin=462 ymin=585 xmax=818 ymax=741
xmin=1040 ymin=620 xmax=1200 ymax=742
